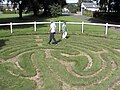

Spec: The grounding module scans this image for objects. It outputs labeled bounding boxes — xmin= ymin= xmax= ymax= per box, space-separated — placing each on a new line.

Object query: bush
xmin=3 ymin=10 xmax=18 ymax=14
xmin=67 ymin=4 xmax=78 ymax=13
xmin=83 ymin=10 xmax=93 ymax=17
xmin=93 ymin=11 xmax=99 ymax=17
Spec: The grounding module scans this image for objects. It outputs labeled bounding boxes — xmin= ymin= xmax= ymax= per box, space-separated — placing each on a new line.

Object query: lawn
xmin=0 ymin=14 xmax=120 ymax=90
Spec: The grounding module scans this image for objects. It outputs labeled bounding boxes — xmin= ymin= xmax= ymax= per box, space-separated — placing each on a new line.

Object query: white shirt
xmin=62 ymin=23 xmax=65 ymax=32
xmin=62 ymin=23 xmax=67 ymax=32
xmin=50 ymin=22 xmax=56 ymax=33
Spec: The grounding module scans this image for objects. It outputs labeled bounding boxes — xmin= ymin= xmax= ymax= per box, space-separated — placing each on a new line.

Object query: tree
xmin=0 ymin=0 xmax=3 ymax=11
xmin=49 ymin=3 xmax=61 ymax=17
xmin=6 ymin=0 xmax=66 ymax=17
xmin=29 ymin=0 xmax=43 ymax=16
xmin=43 ymin=0 xmax=66 ymax=15
xmin=114 ymin=0 xmax=120 ymax=12
xmin=18 ymin=1 xmax=23 ymax=18
xmin=98 ymin=0 xmax=120 ymax=13
xmin=78 ymin=0 xmax=83 ymax=11
xmin=0 ymin=0 xmax=4 ymax=2
xmin=8 ymin=0 xmax=44 ymax=17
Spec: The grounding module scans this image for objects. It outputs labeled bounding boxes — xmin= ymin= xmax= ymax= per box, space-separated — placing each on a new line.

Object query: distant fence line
xmin=0 ymin=21 xmax=120 ymax=35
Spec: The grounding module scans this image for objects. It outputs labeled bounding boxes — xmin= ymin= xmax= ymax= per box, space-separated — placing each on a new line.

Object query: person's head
xmin=50 ymin=20 xmax=54 ymax=23
xmin=63 ymin=21 xmax=66 ymax=24
xmin=19 ymin=1 xmax=22 ymax=4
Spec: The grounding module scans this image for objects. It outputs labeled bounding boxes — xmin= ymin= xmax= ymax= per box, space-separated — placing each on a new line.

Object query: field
xmin=0 ymin=14 xmax=120 ymax=90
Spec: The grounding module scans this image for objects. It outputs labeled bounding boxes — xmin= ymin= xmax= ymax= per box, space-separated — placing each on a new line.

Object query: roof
xmin=66 ymin=0 xmax=78 ymax=4
xmin=81 ymin=2 xmax=99 ymax=11
xmin=83 ymin=2 xmax=98 ymax=8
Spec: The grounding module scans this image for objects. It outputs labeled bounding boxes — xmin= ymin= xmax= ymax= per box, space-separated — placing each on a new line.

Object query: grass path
xmin=0 ymin=33 xmax=120 ymax=90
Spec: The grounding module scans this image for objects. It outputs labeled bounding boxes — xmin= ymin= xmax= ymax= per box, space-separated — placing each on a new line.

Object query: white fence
xmin=0 ymin=21 xmax=120 ymax=35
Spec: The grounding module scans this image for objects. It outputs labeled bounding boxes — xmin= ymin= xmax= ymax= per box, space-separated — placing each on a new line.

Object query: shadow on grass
xmin=0 ymin=14 xmax=50 ymax=23
xmin=51 ymin=39 xmax=62 ymax=45
xmin=11 ymin=32 xmax=49 ymax=36
xmin=0 ymin=39 xmax=9 ymax=48
xmin=87 ymin=16 xmax=120 ymax=24
xmin=88 ymin=18 xmax=108 ymax=24
xmin=57 ymin=39 xmax=62 ymax=43
xmin=66 ymin=36 xmax=70 ymax=39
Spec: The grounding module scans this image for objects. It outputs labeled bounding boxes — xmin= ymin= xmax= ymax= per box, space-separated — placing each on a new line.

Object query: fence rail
xmin=0 ymin=21 xmax=120 ymax=35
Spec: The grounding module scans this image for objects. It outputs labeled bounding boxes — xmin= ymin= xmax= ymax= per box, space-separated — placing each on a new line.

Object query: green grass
xmin=0 ymin=14 xmax=120 ymax=90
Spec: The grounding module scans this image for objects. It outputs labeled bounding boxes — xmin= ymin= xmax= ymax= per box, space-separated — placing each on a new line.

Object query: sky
xmin=2 ymin=0 xmax=11 ymax=4
xmin=66 ymin=0 xmax=78 ymax=3
xmin=2 ymin=0 xmax=79 ymax=4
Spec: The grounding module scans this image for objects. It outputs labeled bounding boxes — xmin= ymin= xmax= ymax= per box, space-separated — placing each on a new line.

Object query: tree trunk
xmin=19 ymin=1 xmax=23 ymax=18
xmin=29 ymin=0 xmax=39 ymax=16
xmin=33 ymin=8 xmax=38 ymax=16
xmin=43 ymin=4 xmax=50 ymax=15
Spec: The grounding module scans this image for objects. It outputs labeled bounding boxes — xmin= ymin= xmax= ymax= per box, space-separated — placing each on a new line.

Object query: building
xmin=66 ymin=0 xmax=78 ymax=4
xmin=81 ymin=0 xmax=99 ymax=15
xmin=81 ymin=2 xmax=99 ymax=11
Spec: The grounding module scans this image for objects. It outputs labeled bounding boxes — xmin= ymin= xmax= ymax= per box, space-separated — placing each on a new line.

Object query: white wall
xmin=66 ymin=0 xmax=78 ymax=3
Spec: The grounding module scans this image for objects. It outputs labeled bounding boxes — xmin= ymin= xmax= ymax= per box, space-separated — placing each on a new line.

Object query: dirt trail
xmin=45 ymin=49 xmax=53 ymax=58
xmin=1 ymin=50 xmax=34 ymax=70
xmin=6 ymin=52 xmax=43 ymax=90
xmin=27 ymin=53 xmax=43 ymax=90
xmin=1 ymin=45 xmax=118 ymax=90
xmin=59 ymin=49 xmax=109 ymax=78
xmin=114 ymin=49 xmax=120 ymax=52
xmin=61 ymin=52 xmax=93 ymax=71
xmin=108 ymin=80 xmax=120 ymax=90
xmin=44 ymin=49 xmax=81 ymax=90
xmin=35 ymin=35 xmax=43 ymax=46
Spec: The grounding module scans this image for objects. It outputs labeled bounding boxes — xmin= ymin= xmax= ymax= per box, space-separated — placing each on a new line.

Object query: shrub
xmin=83 ymin=10 xmax=93 ymax=17
xmin=67 ymin=4 xmax=78 ymax=13
xmin=3 ymin=10 xmax=18 ymax=14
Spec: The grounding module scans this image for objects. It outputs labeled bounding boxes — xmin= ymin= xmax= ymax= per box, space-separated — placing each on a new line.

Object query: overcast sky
xmin=2 ymin=0 xmax=79 ymax=4
xmin=66 ymin=0 xmax=78 ymax=3
xmin=2 ymin=0 xmax=10 ymax=4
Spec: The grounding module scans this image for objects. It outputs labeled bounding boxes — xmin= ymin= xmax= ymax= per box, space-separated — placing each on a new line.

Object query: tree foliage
xmin=67 ymin=4 xmax=78 ymax=13
xmin=43 ymin=0 xmax=66 ymax=15
xmin=98 ymin=0 xmax=120 ymax=13
xmin=49 ymin=3 xmax=61 ymax=17
xmin=1 ymin=0 xmax=66 ymax=18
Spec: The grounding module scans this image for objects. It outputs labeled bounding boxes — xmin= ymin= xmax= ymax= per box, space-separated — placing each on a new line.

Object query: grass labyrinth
xmin=0 ymin=15 xmax=120 ymax=90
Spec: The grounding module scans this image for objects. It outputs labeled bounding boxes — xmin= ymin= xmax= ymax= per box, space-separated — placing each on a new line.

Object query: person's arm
xmin=62 ymin=24 xmax=65 ymax=33
xmin=49 ymin=27 xmax=51 ymax=32
xmin=49 ymin=24 xmax=52 ymax=32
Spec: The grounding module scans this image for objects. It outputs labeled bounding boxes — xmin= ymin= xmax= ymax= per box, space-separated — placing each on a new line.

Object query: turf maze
xmin=0 ymin=34 xmax=120 ymax=90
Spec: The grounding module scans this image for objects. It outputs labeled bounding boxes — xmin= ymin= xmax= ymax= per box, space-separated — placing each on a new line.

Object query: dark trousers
xmin=48 ymin=33 xmax=57 ymax=44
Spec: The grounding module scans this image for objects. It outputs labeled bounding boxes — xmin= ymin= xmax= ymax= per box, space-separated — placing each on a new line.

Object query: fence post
xmin=82 ymin=22 xmax=84 ymax=33
xmin=59 ymin=21 xmax=61 ymax=32
xmin=10 ymin=22 xmax=13 ymax=33
xmin=105 ymin=23 xmax=108 ymax=35
xmin=34 ymin=21 xmax=37 ymax=32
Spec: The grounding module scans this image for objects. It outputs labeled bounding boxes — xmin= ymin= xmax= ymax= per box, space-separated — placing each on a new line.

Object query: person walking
xmin=62 ymin=21 xmax=68 ymax=39
xmin=48 ymin=20 xmax=57 ymax=45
